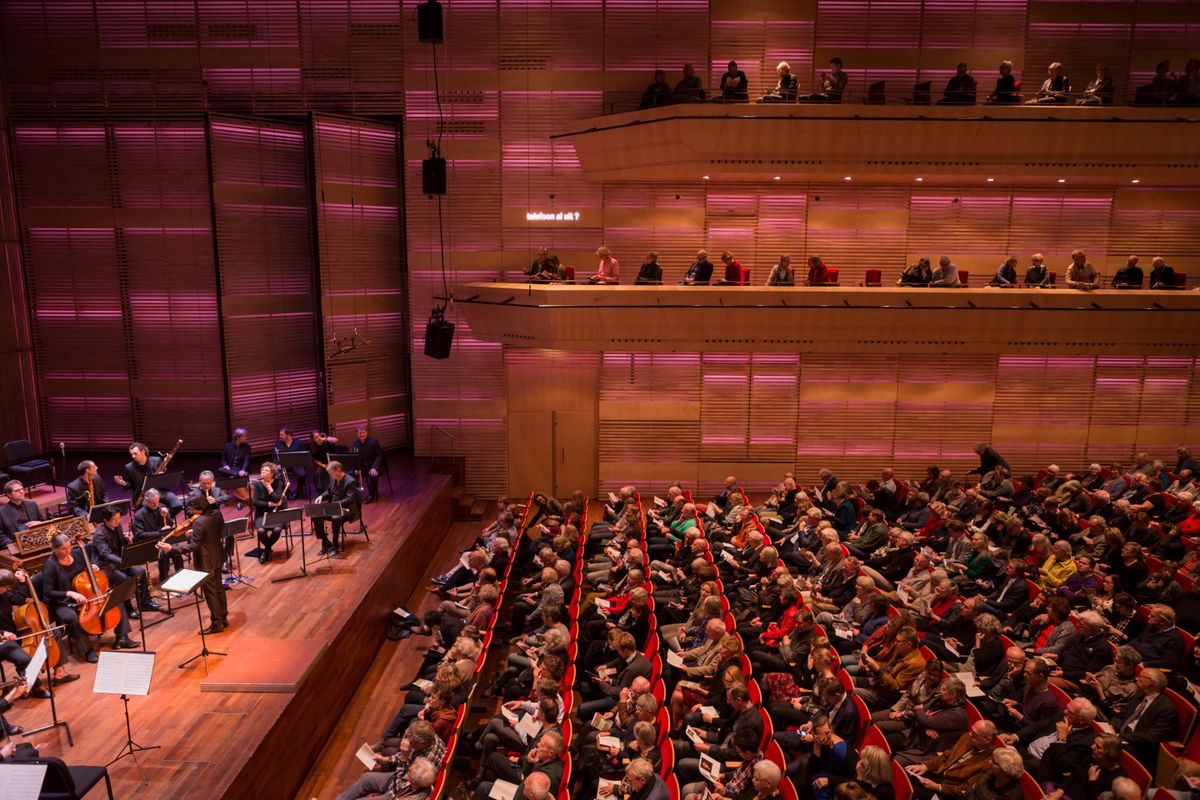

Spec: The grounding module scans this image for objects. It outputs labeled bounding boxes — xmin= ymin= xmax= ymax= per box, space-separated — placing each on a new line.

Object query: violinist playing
xmin=132 ymin=489 xmax=184 ymax=585
xmin=41 ymin=533 xmax=140 ymax=663
xmin=92 ymin=507 xmax=165 ymax=617
xmin=157 ymin=495 xmax=229 ymax=634
xmin=65 ymin=460 xmax=107 ymax=518
xmin=251 ymin=462 xmax=287 ymax=565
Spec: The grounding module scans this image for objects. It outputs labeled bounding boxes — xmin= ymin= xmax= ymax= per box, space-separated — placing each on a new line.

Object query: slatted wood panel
xmin=209 ymin=116 xmax=323 ymax=451
xmin=1024 ymin=21 xmax=1133 ymax=97
xmin=710 ymin=21 xmax=816 ymax=96
xmin=312 ymin=115 xmax=411 ymax=448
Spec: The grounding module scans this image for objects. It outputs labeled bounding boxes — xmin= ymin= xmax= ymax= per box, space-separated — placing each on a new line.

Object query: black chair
xmin=866 ymin=80 xmax=887 ymax=104
xmin=3 ymin=439 xmax=54 ymax=490
xmin=28 ymin=756 xmax=114 ymax=800
xmin=911 ymin=81 xmax=932 ymax=105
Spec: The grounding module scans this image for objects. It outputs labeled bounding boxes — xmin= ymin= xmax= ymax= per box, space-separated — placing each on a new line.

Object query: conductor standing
xmin=158 ymin=495 xmax=229 ymax=634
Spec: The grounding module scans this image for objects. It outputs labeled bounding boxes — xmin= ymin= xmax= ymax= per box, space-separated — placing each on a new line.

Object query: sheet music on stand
xmin=161 ymin=568 xmax=208 ymax=596
xmin=25 ymin=640 xmax=47 ymax=690
xmin=93 ymin=651 xmax=156 ymax=697
xmin=0 ymin=764 xmax=49 ymax=800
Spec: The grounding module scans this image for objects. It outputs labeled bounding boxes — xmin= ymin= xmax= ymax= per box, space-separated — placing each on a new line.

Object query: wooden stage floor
xmin=5 ymin=460 xmax=457 ymax=800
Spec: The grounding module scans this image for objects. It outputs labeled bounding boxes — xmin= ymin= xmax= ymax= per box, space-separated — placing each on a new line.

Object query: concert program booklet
xmin=355 ymin=743 xmax=376 ymax=769
xmin=488 ymin=779 xmax=518 ymax=800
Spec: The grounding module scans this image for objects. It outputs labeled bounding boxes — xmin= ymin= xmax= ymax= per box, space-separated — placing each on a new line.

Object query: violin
xmin=160 ymin=510 xmax=202 ymax=545
xmin=70 ymin=532 xmax=121 ymax=636
xmin=10 ymin=560 xmax=62 ymax=670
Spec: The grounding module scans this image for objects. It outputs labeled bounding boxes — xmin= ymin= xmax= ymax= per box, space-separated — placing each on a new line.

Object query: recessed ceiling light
xmin=773 ymin=176 xmax=781 ymax=181
xmin=843 ymin=176 xmax=852 ymax=181
xmin=987 ymin=177 xmax=995 ymax=182
xmin=1058 ymin=178 xmax=1066 ymax=183
xmin=915 ymin=177 xmax=924 ymax=182
xmin=702 ymin=175 xmax=709 ymax=180
xmin=1131 ymin=179 xmax=1140 ymax=184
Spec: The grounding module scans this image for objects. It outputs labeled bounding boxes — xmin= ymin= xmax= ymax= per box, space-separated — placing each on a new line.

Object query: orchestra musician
xmin=91 ymin=507 xmax=164 ymax=616
xmin=132 ymin=489 xmax=184 ymax=585
xmin=41 ymin=533 xmax=139 ymax=663
xmin=0 ymin=481 xmax=44 ymax=548
xmin=113 ymin=442 xmax=184 ymax=517
xmin=274 ymin=426 xmax=308 ymax=500
xmin=64 ymin=460 xmax=107 ymax=518
xmin=188 ymin=472 xmax=233 ymax=569
xmin=218 ymin=427 xmax=252 ymax=508
xmin=352 ymin=425 xmax=385 ymax=504
xmin=0 ymin=682 xmax=34 ymax=749
xmin=157 ymin=496 xmax=228 ymax=634
xmin=251 ymin=462 xmax=287 ymax=564
xmin=1 ymin=568 xmax=77 ymax=706
xmin=308 ymin=430 xmax=340 ymax=496
xmin=313 ymin=461 xmax=361 ymax=558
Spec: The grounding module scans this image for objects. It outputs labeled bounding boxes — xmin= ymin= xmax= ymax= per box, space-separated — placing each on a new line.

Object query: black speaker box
xmin=424 ymin=319 xmax=455 ymax=359
xmin=422 ymin=157 xmax=447 ymax=196
xmin=417 ymin=0 xmax=444 ymax=43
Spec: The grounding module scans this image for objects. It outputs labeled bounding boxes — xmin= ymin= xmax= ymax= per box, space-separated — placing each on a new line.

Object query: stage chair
xmin=865 ymin=269 xmax=882 ymax=286
xmin=824 ymin=267 xmax=840 ymax=285
xmin=866 ymin=81 xmax=886 ymax=104
xmin=25 ymin=757 xmax=113 ymax=800
xmin=911 ymin=81 xmax=932 ymax=105
xmin=4 ymin=439 xmax=54 ymax=490
xmin=739 ymin=266 xmax=752 ymax=285
xmin=957 ymin=269 xmax=969 ymax=286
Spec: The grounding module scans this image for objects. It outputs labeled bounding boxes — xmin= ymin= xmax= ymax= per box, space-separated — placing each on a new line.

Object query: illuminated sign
xmin=525 ymin=211 xmax=581 ymax=222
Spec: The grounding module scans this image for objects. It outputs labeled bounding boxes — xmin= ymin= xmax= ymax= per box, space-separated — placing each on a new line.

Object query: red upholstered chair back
xmin=865 ymin=269 xmax=882 ymax=286
xmin=739 ymin=266 xmax=751 ymax=285
xmin=1049 ymin=271 xmax=1057 ymax=284
xmin=564 ymin=265 xmax=575 ymax=281
xmin=825 ymin=267 xmax=839 ymax=285
xmin=1019 ymin=770 xmax=1043 ymax=798
xmin=957 ymin=269 xmax=969 ymax=285
xmin=893 ymin=760 xmax=914 ymax=800
xmin=1177 ymin=272 xmax=1188 ymax=287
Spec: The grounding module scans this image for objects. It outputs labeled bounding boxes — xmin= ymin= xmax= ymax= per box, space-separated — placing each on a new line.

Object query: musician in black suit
xmin=308 ymin=431 xmax=339 ymax=495
xmin=158 ymin=495 xmax=228 ymax=633
xmin=90 ymin=507 xmax=162 ymax=615
xmin=42 ymin=532 xmax=139 ymax=662
xmin=65 ymin=461 xmax=107 ymax=518
xmin=274 ymin=427 xmax=308 ymax=499
xmin=314 ymin=461 xmax=361 ymax=557
xmin=352 ymin=426 xmax=386 ymax=503
xmin=1112 ymin=667 xmax=1179 ymax=768
xmin=251 ymin=463 xmax=287 ymax=564
xmin=113 ymin=442 xmax=184 ymax=517
xmin=188 ymin=471 xmax=232 ymax=566
xmin=0 ymin=481 xmax=43 ymax=548
xmin=218 ymin=427 xmax=252 ymax=507
xmin=132 ymin=489 xmax=184 ymax=584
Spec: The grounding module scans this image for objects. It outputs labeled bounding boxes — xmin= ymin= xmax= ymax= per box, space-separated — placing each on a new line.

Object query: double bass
xmin=10 ymin=561 xmax=62 ymax=671
xmin=71 ymin=533 xmax=121 ymax=636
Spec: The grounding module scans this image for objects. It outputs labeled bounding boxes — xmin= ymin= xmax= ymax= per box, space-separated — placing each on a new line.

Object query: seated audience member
xmin=1112 ymin=255 xmax=1143 ymax=288
xmin=719 ymin=61 xmax=749 ymax=102
xmin=1149 ymin=256 xmax=1177 ymax=289
xmin=641 ymin=70 xmax=673 ymax=108
xmin=1111 ymin=667 xmax=1178 ymax=768
xmin=588 ymin=245 xmax=620 ymax=284
xmin=987 ymin=61 xmax=1020 ymax=104
xmin=904 ymin=720 xmax=997 ymax=799
xmin=716 ymin=251 xmax=745 ymax=285
xmin=680 ymin=250 xmax=714 ymax=285
xmin=988 ymin=256 xmax=1019 ymax=287
xmin=674 ymin=63 xmax=705 ymax=102
xmin=1027 ymin=62 xmax=1070 ymax=104
xmin=898 ymin=258 xmax=932 ymax=286
xmin=758 ymin=61 xmax=798 ymax=103
xmin=1135 ymin=59 xmax=1176 ymax=105
xmin=929 ymin=256 xmax=961 ymax=287
xmin=1064 ymin=250 xmax=1099 ymax=291
xmin=766 ymin=255 xmax=795 ymax=286
xmin=634 ymin=251 xmax=663 ymax=285
xmin=526 ymin=246 xmax=562 ymax=282
xmin=964 ymin=747 xmax=1024 ymax=800
xmin=1077 ymin=63 xmax=1115 ymax=106
xmin=1024 ymin=253 xmax=1051 ymax=287
xmin=799 ymin=57 xmax=847 ymax=103
xmin=938 ymin=63 xmax=978 ymax=104
xmin=806 ymin=256 xmax=830 ymax=286
xmin=336 ymin=722 xmax=445 ymax=800
xmin=1173 ymin=58 xmax=1200 ymax=105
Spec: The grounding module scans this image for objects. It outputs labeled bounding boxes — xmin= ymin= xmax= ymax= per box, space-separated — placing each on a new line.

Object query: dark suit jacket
xmin=684 ymin=260 xmax=714 ymax=284
xmin=1130 ymin=626 xmax=1186 ymax=668
xmin=65 ymin=476 xmax=107 ymax=516
xmin=1036 ymin=726 xmax=1097 ymax=784
xmin=322 ymin=474 xmax=363 ymax=523
xmin=599 ymin=652 xmax=652 ymax=698
xmin=353 ymin=436 xmax=386 ymax=471
xmin=830 ymin=696 xmax=861 ymax=745
xmin=0 ymin=500 xmax=43 ymax=543
xmin=1115 ymin=692 xmax=1179 ymax=765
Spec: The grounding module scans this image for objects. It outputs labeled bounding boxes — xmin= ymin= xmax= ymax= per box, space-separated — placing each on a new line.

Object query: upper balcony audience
xmin=1024 ymin=253 xmax=1051 ymax=287
xmin=716 ymin=251 xmax=745 ymax=286
xmin=898 ymin=258 xmax=933 ymax=286
xmin=805 ymin=256 xmax=830 ymax=286
xmin=938 ymin=63 xmax=978 ymax=105
xmin=1078 ymin=63 xmax=1115 ymax=106
xmin=719 ymin=61 xmax=749 ymax=102
xmin=757 ymin=62 xmax=798 ymax=104
xmin=635 ymin=251 xmax=663 ymax=285
xmin=1065 ymin=250 xmax=1100 ymax=291
xmin=988 ymin=256 xmax=1019 ymax=287
xmin=1112 ymin=256 xmax=1144 ymax=289
xmin=674 ymin=63 xmax=705 ymax=102
xmin=587 ymin=245 xmax=620 ymax=285
xmin=1027 ymin=62 xmax=1071 ymax=105
xmin=641 ymin=70 xmax=672 ymax=108
xmin=766 ymin=255 xmax=795 ymax=287
xmin=680 ymin=250 xmax=714 ymax=285
xmin=798 ymin=57 xmax=847 ymax=103
xmin=988 ymin=61 xmax=1021 ymax=104
xmin=929 ymin=256 xmax=961 ymax=287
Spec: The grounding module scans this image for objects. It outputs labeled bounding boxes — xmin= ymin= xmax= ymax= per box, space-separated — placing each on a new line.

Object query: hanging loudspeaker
xmin=417 ymin=0 xmax=444 ymax=44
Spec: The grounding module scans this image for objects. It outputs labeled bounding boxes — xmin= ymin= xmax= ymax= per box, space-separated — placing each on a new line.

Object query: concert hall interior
xmin=1 ymin=1 xmax=1200 ymax=799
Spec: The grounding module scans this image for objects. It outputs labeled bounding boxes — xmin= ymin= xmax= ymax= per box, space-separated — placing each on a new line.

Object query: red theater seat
xmin=957 ymin=269 xmax=969 ymax=286
xmin=865 ymin=269 xmax=882 ymax=286
xmin=739 ymin=266 xmax=751 ymax=285
xmin=825 ymin=267 xmax=839 ymax=285
xmin=564 ymin=266 xmax=575 ymax=281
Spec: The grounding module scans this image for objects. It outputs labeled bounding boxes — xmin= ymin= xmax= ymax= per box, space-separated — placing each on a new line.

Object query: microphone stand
xmin=59 ymin=443 xmax=67 ymax=494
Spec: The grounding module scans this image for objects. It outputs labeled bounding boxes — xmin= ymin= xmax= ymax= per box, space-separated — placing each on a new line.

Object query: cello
xmin=71 ymin=533 xmax=121 ymax=636
xmin=10 ymin=561 xmax=62 ymax=672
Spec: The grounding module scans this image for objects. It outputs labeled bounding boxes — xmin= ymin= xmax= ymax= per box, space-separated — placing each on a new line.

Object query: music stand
xmin=162 ymin=569 xmax=226 ymax=673
xmin=93 ymin=650 xmax=158 ymax=784
xmin=215 ymin=476 xmax=249 ymax=500
xmin=121 ymin=538 xmax=160 ymax=644
xmin=88 ymin=499 xmax=131 ymax=525
xmin=222 ymin=518 xmax=255 ymax=590
xmin=334 ymin=452 xmax=361 ymax=474
xmin=266 ymin=508 xmax=308 ymax=583
xmin=0 ymin=763 xmax=48 ymax=799
xmin=18 ymin=637 xmax=73 ymax=746
xmin=277 ymin=451 xmax=314 ymax=501
xmin=142 ymin=471 xmax=184 ymax=507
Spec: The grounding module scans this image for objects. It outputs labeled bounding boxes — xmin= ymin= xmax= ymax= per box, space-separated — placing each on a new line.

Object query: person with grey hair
xmin=1083 ymin=645 xmax=1142 ymax=718
xmin=906 ymin=719 xmax=998 ymax=797
xmin=1112 ymin=666 xmax=1179 ymax=768
xmin=522 ymin=771 xmax=552 ymax=800
xmin=337 ymin=721 xmax=446 ymax=800
xmin=1130 ymin=603 xmax=1186 ymax=668
xmin=405 ymin=757 xmax=438 ymax=798
xmin=618 ymin=757 xmax=669 ymax=800
xmin=1017 ymin=696 xmax=1099 ymax=769
xmin=894 ymin=677 xmax=970 ymax=765
xmin=1104 ymin=777 xmax=1143 ymax=800
xmin=1046 ymin=610 xmax=1112 ymax=687
xmin=131 ymin=486 xmax=186 ymax=583
xmin=855 ymin=745 xmax=893 ymax=793
xmin=962 ymin=746 xmax=1023 ymax=800
xmin=1043 ymin=732 xmax=1124 ymax=800
xmin=634 ymin=251 xmax=663 ymax=285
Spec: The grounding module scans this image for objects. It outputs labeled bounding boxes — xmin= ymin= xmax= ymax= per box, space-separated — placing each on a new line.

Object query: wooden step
xmin=452 ymin=490 xmax=483 ymax=521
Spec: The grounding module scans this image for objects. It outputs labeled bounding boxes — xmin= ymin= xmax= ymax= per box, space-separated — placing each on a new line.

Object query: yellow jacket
xmin=1038 ymin=554 xmax=1076 ymax=590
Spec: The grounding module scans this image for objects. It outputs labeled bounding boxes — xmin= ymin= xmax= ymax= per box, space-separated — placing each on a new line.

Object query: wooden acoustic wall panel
xmin=209 ymin=116 xmax=322 ymax=451
xmin=710 ymin=21 xmax=816 ymax=97
xmin=12 ymin=125 xmax=225 ymax=450
xmin=603 ymin=0 xmax=710 ymax=109
xmin=312 ymin=115 xmax=410 ymax=448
